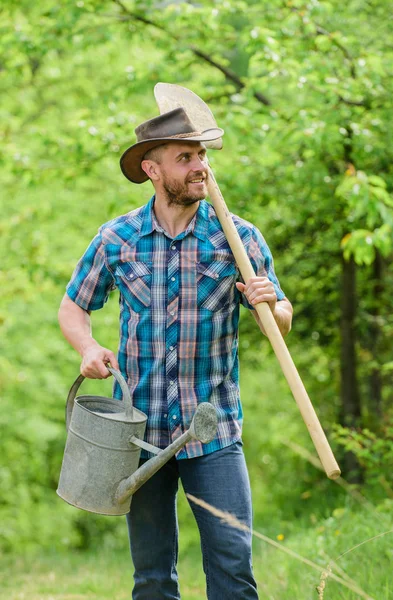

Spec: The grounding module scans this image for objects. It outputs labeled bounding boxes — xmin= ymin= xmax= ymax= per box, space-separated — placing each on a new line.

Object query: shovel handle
xmin=207 ymin=168 xmax=341 ymax=480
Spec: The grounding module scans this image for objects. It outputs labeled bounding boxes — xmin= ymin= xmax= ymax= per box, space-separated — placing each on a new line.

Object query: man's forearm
xmin=58 ymin=294 xmax=119 ymax=378
xmin=252 ymin=299 xmax=293 ymax=337
xmin=58 ymin=294 xmax=99 ymax=356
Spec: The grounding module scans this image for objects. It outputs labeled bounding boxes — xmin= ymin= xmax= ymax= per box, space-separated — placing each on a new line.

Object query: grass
xmin=2 ymin=350 xmax=392 ymax=599
xmin=1 ymin=490 xmax=393 ymax=600
xmin=0 ymin=549 xmax=205 ymax=600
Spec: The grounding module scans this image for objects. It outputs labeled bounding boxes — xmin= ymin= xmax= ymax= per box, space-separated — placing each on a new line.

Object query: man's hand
xmin=236 ymin=276 xmax=277 ymax=313
xmin=236 ymin=276 xmax=293 ymax=337
xmin=80 ymin=343 xmax=119 ymax=379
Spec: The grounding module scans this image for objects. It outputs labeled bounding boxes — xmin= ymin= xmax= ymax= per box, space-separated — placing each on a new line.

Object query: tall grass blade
xmin=187 ymin=494 xmax=374 ymax=599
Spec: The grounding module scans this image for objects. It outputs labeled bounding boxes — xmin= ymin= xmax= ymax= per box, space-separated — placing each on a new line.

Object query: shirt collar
xmin=192 ymin=200 xmax=209 ymax=241
xmin=139 ymin=196 xmax=209 ymax=242
xmin=138 ymin=196 xmax=156 ymax=237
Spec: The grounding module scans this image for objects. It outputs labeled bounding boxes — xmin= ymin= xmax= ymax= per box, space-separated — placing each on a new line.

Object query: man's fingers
xmin=106 ymin=352 xmax=120 ymax=371
xmin=81 ymin=362 xmax=108 ymax=379
xmin=244 ymin=278 xmax=270 ymax=292
xmin=249 ymin=290 xmax=275 ymax=301
xmin=81 ymin=347 xmax=119 ymax=379
xmin=250 ymin=294 xmax=276 ymax=306
xmin=99 ymin=360 xmax=111 ymax=378
xmin=242 ymin=279 xmax=275 ymax=299
xmin=237 ymin=278 xmax=277 ymax=312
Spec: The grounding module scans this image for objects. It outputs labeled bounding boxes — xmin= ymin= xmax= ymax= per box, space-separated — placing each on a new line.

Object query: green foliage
xmin=333 ymin=423 xmax=393 ymax=493
xmin=337 ymin=170 xmax=393 ymax=264
xmin=1 ymin=0 xmax=393 ymax=560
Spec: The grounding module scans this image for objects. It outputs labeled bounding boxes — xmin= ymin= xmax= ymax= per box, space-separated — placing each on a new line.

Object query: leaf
xmin=370 ymin=185 xmax=392 ymax=205
xmin=368 ymin=175 xmax=387 ymax=189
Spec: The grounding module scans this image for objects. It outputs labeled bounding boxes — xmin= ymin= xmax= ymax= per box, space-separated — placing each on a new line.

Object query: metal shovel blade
xmin=154 ymin=83 xmax=223 ymax=150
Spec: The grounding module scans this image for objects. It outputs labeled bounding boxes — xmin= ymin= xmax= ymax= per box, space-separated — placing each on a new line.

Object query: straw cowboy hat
xmin=120 ymin=107 xmax=224 ymax=184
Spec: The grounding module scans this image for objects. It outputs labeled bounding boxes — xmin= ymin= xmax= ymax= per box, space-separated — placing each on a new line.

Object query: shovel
xmin=154 ymin=83 xmax=340 ymax=480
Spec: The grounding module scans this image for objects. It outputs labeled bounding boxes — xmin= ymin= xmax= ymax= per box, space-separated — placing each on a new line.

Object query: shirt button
xmin=171 ymin=245 xmax=176 ymax=250
xmin=164 ymin=413 xmax=167 ymax=418
xmin=171 ymin=277 xmax=176 ymax=282
xmin=214 ymin=273 xmax=219 ymax=279
xmin=169 ymin=380 xmax=175 ymax=385
xmin=172 ymin=415 xmax=177 ymax=420
xmin=169 ymin=346 xmax=174 ymax=351
xmin=170 ymin=311 xmax=175 ymax=316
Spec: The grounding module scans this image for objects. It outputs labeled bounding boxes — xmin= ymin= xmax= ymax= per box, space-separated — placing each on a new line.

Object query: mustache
xmin=186 ymin=171 xmax=208 ymax=183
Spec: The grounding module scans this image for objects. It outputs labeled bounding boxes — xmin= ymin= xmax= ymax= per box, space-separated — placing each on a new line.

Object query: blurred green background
xmin=1 ymin=1 xmax=393 ymax=598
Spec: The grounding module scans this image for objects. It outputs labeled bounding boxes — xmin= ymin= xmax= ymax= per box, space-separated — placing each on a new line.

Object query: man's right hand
xmin=80 ymin=344 xmax=119 ymax=379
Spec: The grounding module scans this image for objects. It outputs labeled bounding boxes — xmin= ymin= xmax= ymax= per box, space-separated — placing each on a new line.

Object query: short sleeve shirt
xmin=66 ymin=198 xmax=285 ymax=458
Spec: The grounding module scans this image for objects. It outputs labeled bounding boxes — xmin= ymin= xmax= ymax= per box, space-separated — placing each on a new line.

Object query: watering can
xmin=57 ymin=367 xmax=218 ymax=516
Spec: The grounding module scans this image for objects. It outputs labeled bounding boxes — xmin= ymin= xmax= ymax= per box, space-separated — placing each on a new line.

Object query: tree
xmin=2 ymin=0 xmax=393 ymax=550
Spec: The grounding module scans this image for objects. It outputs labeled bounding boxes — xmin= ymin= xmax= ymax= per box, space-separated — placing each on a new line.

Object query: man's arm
xmin=58 ymin=294 xmax=119 ymax=378
xmin=236 ymin=277 xmax=293 ymax=337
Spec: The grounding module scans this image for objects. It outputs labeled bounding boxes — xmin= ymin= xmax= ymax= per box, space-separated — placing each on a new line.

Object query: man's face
xmin=156 ymin=142 xmax=209 ymax=207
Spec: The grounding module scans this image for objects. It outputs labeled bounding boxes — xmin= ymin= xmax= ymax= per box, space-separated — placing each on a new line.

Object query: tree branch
xmin=111 ymin=0 xmax=271 ymax=106
xmin=287 ymin=3 xmax=358 ymax=80
xmin=337 ymin=95 xmax=367 ymax=107
xmin=315 ymin=25 xmax=357 ymax=79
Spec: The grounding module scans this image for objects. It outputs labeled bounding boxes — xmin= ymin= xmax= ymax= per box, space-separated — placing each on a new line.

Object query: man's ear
xmin=141 ymin=160 xmax=160 ymax=181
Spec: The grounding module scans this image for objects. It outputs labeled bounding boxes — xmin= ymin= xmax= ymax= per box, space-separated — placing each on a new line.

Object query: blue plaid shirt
xmin=66 ymin=197 xmax=285 ymax=459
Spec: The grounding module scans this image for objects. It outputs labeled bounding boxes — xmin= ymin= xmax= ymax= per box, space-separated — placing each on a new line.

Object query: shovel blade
xmin=154 ymin=83 xmax=223 ymax=150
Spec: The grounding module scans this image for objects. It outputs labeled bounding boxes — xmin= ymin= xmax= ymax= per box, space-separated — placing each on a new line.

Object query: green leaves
xmin=333 ymin=424 xmax=393 ymax=487
xmin=341 ymin=230 xmax=376 ymax=266
xmin=2 ymin=0 xmax=393 ymax=554
xmin=341 ymin=224 xmax=392 ymax=266
xmin=336 ymin=170 xmax=393 ymax=264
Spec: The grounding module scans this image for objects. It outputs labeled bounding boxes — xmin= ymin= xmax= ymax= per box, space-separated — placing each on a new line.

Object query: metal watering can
xmin=57 ymin=368 xmax=218 ymax=516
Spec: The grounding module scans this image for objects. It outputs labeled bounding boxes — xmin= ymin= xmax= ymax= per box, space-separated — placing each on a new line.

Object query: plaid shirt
xmin=66 ymin=197 xmax=285 ymax=459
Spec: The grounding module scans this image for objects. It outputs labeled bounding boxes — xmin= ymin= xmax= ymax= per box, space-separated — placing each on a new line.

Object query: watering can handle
xmin=65 ymin=367 xmax=133 ymax=430
xmin=107 ymin=367 xmax=134 ymax=418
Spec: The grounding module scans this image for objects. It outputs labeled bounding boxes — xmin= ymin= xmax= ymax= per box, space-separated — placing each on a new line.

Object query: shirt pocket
xmin=196 ymin=260 xmax=238 ymax=311
xmin=115 ymin=262 xmax=152 ymax=312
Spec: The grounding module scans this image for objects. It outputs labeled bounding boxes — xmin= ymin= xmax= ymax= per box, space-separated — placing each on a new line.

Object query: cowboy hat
xmin=120 ymin=107 xmax=224 ymax=184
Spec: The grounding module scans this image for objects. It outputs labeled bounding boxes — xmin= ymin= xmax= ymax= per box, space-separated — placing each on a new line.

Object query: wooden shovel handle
xmin=207 ymin=168 xmax=341 ymax=480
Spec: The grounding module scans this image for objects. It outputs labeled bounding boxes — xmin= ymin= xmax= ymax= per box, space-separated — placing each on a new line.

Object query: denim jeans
xmin=126 ymin=441 xmax=258 ymax=599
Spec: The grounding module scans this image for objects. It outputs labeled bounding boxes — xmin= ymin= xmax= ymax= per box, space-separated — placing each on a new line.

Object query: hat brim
xmin=120 ymin=127 xmax=224 ymax=184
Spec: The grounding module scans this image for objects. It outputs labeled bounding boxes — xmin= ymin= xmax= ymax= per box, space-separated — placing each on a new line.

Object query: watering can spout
xmin=116 ymin=402 xmax=217 ymax=504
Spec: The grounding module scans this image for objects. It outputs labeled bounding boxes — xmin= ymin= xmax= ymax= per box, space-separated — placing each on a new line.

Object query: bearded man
xmin=58 ymin=108 xmax=292 ymax=600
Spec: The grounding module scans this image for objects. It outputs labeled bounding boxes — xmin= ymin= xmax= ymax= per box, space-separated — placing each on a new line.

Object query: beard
xmin=162 ymin=171 xmax=208 ymax=207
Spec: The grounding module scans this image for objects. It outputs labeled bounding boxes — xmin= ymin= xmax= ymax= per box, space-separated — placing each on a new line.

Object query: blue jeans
xmin=126 ymin=442 xmax=258 ymax=599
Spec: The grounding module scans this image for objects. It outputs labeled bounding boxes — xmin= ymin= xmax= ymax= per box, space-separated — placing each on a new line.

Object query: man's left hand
xmin=236 ymin=276 xmax=277 ymax=313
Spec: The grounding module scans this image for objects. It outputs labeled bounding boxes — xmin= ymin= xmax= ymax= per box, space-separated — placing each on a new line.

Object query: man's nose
xmin=191 ymin=156 xmax=207 ymax=170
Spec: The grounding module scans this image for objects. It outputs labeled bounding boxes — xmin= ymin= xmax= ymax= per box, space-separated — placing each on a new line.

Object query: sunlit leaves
xmin=341 ymin=225 xmax=392 ymax=266
xmin=2 ymin=0 xmax=393 ymax=553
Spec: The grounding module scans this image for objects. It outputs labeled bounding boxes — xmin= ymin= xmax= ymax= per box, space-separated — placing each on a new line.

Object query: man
xmin=59 ymin=107 xmax=292 ymax=599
